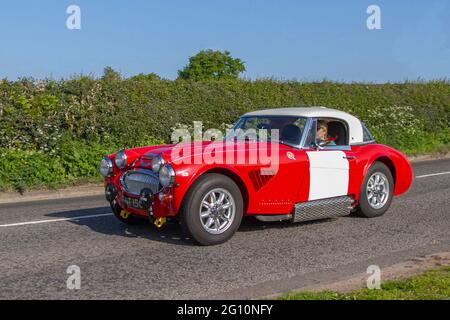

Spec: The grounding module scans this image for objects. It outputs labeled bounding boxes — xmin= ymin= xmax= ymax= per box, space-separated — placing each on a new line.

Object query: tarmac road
xmin=0 ymin=158 xmax=449 ymax=299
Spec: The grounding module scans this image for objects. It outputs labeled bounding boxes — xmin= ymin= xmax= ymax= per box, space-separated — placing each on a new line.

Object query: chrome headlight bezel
xmin=114 ymin=149 xmax=128 ymax=169
xmin=99 ymin=157 xmax=113 ymax=177
xmin=151 ymin=155 xmax=165 ymax=173
xmin=159 ymin=164 xmax=175 ymax=188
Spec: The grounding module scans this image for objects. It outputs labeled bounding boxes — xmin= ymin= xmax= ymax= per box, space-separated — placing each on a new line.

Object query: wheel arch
xmin=358 ymin=145 xmax=413 ymax=198
xmin=372 ymin=156 xmax=396 ymax=187
xmin=200 ymin=168 xmax=250 ymax=213
xmin=179 ymin=167 xmax=250 ymax=215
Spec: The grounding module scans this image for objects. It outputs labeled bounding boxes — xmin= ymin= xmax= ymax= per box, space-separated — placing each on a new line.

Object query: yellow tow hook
xmin=119 ymin=210 xmax=131 ymax=220
xmin=154 ymin=217 xmax=167 ymax=229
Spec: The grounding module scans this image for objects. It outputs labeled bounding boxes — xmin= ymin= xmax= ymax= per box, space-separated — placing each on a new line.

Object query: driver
xmin=316 ymin=120 xmax=336 ymax=146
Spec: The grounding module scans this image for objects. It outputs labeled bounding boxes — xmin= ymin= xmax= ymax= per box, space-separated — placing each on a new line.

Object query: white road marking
xmin=0 ymin=213 xmax=113 ymax=228
xmin=416 ymin=171 xmax=450 ymax=179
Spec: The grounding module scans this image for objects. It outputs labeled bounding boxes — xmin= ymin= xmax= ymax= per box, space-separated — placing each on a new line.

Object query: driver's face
xmin=316 ymin=127 xmax=327 ymax=140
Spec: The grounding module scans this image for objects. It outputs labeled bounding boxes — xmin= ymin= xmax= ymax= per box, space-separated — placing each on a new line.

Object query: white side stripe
xmin=416 ymin=171 xmax=450 ymax=179
xmin=0 ymin=213 xmax=113 ymax=228
xmin=307 ymin=151 xmax=349 ymax=201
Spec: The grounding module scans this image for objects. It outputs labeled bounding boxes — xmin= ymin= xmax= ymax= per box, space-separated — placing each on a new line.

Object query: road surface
xmin=0 ymin=158 xmax=449 ymax=299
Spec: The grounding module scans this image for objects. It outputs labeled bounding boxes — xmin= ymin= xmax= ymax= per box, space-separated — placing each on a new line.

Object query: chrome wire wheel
xmin=199 ymin=188 xmax=236 ymax=235
xmin=366 ymin=172 xmax=390 ymax=210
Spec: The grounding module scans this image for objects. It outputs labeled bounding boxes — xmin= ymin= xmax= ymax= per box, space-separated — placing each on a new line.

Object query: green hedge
xmin=0 ymin=77 xmax=449 ymax=191
xmin=0 ymin=136 xmax=117 ymax=192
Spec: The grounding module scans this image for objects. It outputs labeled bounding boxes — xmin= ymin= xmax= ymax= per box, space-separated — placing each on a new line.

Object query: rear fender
xmin=362 ymin=147 xmax=413 ymax=197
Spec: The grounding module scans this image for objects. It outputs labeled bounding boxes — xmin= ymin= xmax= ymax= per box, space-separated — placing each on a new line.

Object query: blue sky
xmin=0 ymin=0 xmax=449 ymax=82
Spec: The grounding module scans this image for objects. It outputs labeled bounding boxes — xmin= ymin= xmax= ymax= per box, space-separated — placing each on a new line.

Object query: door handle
xmin=343 ymin=156 xmax=356 ymax=160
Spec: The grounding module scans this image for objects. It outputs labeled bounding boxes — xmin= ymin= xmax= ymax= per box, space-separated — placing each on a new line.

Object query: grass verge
xmin=278 ymin=266 xmax=450 ymax=300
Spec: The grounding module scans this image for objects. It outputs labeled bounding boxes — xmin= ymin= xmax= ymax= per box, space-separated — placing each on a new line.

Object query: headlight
xmin=99 ymin=157 xmax=113 ymax=177
xmin=151 ymin=155 xmax=165 ymax=172
xmin=114 ymin=150 xmax=127 ymax=169
xmin=159 ymin=164 xmax=175 ymax=187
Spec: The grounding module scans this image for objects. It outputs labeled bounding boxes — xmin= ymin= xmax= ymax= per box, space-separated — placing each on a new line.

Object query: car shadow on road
xmin=45 ymin=207 xmax=340 ymax=246
xmin=45 ymin=207 xmax=196 ymax=246
xmin=238 ymin=216 xmax=336 ymax=232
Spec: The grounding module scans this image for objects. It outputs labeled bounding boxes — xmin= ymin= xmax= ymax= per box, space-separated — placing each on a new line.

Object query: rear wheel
xmin=180 ymin=174 xmax=243 ymax=246
xmin=356 ymin=162 xmax=394 ymax=218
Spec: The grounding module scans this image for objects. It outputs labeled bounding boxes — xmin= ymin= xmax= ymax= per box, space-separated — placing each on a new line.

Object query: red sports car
xmin=100 ymin=107 xmax=413 ymax=245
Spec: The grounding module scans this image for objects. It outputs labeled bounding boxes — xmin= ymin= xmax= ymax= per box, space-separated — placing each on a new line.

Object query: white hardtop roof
xmin=244 ymin=107 xmax=352 ymax=119
xmin=243 ymin=107 xmax=365 ymax=145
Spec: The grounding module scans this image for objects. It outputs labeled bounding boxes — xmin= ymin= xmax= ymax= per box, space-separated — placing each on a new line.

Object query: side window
xmin=315 ymin=118 xmax=349 ymax=147
xmin=362 ymin=123 xmax=375 ymax=142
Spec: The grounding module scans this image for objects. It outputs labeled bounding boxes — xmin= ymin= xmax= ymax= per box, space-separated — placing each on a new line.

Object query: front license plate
xmin=123 ymin=196 xmax=142 ymax=209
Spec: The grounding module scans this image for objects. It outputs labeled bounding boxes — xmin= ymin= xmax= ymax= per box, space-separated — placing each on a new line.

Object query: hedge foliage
xmin=0 ymin=76 xmax=449 ymax=191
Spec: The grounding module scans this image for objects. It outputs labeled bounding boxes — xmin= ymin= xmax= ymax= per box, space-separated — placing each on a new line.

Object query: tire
xmin=180 ymin=173 xmax=244 ymax=246
xmin=111 ymin=201 xmax=147 ymax=225
xmin=356 ymin=161 xmax=394 ymax=218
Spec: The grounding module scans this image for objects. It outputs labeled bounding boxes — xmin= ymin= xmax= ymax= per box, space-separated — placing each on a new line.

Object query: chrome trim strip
xmin=319 ymin=145 xmax=351 ymax=151
xmin=350 ymin=140 xmax=376 ymax=146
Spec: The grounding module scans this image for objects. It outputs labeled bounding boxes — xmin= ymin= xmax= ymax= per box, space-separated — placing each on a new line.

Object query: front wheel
xmin=180 ymin=174 xmax=244 ymax=246
xmin=356 ymin=162 xmax=394 ymax=218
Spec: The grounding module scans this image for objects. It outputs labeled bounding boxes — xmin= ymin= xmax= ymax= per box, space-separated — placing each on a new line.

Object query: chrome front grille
xmin=121 ymin=169 xmax=160 ymax=196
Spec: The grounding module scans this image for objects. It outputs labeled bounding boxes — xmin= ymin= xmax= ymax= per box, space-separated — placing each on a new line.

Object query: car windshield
xmin=226 ymin=116 xmax=307 ymax=146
